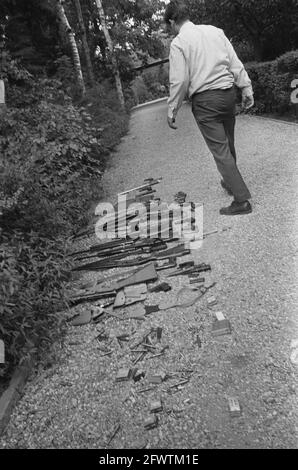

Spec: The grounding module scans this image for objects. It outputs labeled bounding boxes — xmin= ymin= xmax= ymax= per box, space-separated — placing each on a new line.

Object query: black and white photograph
xmin=0 ymin=0 xmax=298 ymax=455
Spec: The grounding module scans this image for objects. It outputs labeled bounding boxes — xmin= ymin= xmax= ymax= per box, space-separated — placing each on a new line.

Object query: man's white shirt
xmin=168 ymin=21 xmax=253 ymax=119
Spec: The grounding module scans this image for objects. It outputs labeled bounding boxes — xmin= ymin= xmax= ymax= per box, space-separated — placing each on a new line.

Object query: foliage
xmin=0 ymin=233 xmax=69 ymax=377
xmin=276 ymin=51 xmax=298 ymax=73
xmin=1 ymin=0 xmax=59 ymax=75
xmin=1 ymin=79 xmax=104 ymax=234
xmin=130 ymin=63 xmax=169 ymax=105
xmin=130 ymin=75 xmax=153 ymax=105
xmin=71 ymin=0 xmax=168 ymax=82
xmin=186 ymin=0 xmax=298 ymax=61
xmin=245 ymin=50 xmax=298 ymax=115
xmin=0 ymin=57 xmax=129 ymax=379
xmin=1 ymin=0 xmax=170 ymax=103
xmin=78 ymin=81 xmax=129 ymax=149
xmin=233 ymin=40 xmax=256 ymax=64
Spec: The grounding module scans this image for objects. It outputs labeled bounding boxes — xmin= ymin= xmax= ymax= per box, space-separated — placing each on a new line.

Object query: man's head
xmin=164 ymin=0 xmax=190 ymax=36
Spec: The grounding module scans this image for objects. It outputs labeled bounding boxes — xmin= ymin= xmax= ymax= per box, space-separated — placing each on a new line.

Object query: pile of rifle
xmin=70 ymin=176 xmax=196 ymax=271
xmin=73 ymin=177 xmax=163 ymax=240
xmin=69 ymin=178 xmax=213 ymax=308
xmin=72 ymin=239 xmax=190 ymax=271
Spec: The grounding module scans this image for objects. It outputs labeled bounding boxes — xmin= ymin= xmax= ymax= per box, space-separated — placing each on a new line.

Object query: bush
xmin=276 ymin=51 xmax=298 ymax=73
xmin=0 ymin=61 xmax=129 ymax=379
xmin=0 ymin=233 xmax=70 ymax=377
xmin=245 ymin=50 xmax=298 ymax=115
xmin=1 ymin=80 xmax=104 ymax=236
xmin=129 ymin=64 xmax=169 ymax=106
xmin=78 ymin=82 xmax=129 ymax=150
xmin=0 ymin=78 xmax=103 ymax=376
xmin=130 ymin=76 xmax=153 ymax=105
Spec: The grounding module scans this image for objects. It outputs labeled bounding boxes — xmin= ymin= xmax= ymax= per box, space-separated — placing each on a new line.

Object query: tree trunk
xmin=94 ymin=0 xmax=125 ymax=111
xmin=0 ymin=79 xmax=6 ymax=115
xmin=56 ymin=0 xmax=85 ymax=96
xmin=73 ymin=0 xmax=95 ymax=86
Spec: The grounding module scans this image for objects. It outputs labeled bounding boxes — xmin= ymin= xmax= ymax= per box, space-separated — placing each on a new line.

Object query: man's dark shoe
xmin=220 ymin=180 xmax=233 ymax=196
xmin=220 ymin=200 xmax=252 ymax=216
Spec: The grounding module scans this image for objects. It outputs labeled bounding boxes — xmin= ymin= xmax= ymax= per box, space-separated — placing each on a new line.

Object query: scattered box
xmin=150 ymin=399 xmax=163 ymax=413
xmin=147 ymin=372 xmax=166 ymax=384
xmin=144 ymin=414 xmax=158 ymax=430
xmin=115 ymin=368 xmax=132 ymax=382
xmin=212 ymin=319 xmax=232 ymax=337
xmin=156 ymin=327 xmax=163 ymax=341
xmin=214 ymin=311 xmax=226 ymax=321
xmin=147 ymin=374 xmax=163 ymax=384
xmin=228 ymin=397 xmax=241 ymax=417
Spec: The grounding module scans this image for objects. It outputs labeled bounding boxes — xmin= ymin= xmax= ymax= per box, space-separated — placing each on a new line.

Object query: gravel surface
xmin=1 ymin=101 xmax=298 ymax=449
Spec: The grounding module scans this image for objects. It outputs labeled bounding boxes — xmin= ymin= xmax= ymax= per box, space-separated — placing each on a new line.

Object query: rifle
xmin=72 ymin=244 xmax=190 ymax=271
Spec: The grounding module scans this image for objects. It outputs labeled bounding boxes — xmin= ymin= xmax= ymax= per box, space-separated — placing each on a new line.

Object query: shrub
xmin=0 ymin=61 xmax=129 ymax=380
xmin=245 ymin=50 xmax=298 ymax=115
xmin=130 ymin=75 xmax=153 ymax=106
xmin=0 ymin=78 xmax=103 ymax=376
xmin=129 ymin=64 xmax=169 ymax=106
xmin=276 ymin=51 xmax=298 ymax=73
xmin=78 ymin=82 xmax=129 ymax=150
xmin=0 ymin=80 xmax=104 ymax=236
xmin=142 ymin=67 xmax=169 ymax=100
xmin=0 ymin=233 xmax=70 ymax=377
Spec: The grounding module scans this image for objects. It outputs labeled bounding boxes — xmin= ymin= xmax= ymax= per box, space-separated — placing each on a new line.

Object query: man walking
xmin=165 ymin=0 xmax=254 ymax=215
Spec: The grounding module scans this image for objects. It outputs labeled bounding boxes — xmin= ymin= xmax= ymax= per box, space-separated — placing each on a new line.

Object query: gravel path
xmin=1 ymin=101 xmax=298 ymax=449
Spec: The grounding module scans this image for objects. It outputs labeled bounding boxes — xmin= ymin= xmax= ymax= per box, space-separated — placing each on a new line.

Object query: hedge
xmin=245 ymin=50 xmax=298 ymax=115
xmin=132 ymin=50 xmax=298 ymax=116
xmin=0 ymin=59 xmax=129 ymax=380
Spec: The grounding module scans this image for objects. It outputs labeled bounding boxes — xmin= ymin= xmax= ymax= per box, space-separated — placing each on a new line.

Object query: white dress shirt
xmin=168 ymin=21 xmax=253 ymax=119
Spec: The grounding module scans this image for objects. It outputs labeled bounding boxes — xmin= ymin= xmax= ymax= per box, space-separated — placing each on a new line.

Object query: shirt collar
xmin=179 ymin=20 xmax=193 ymax=34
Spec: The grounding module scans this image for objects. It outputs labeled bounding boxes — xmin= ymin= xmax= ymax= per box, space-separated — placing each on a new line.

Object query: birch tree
xmin=56 ymin=0 xmax=86 ymax=95
xmin=73 ymin=0 xmax=95 ymax=85
xmin=94 ymin=0 xmax=125 ymax=110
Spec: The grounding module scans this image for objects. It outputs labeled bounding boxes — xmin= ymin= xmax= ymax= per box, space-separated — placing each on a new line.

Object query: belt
xmin=192 ymin=86 xmax=234 ymax=98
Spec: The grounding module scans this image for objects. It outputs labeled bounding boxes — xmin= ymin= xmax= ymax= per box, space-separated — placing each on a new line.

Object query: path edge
xmin=131 ymin=96 xmax=168 ymax=111
xmin=0 ymin=358 xmax=33 ymax=437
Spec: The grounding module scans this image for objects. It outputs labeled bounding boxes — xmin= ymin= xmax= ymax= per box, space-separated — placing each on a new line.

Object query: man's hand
xmin=167 ymin=116 xmax=177 ymax=129
xmin=242 ymin=87 xmax=254 ymax=110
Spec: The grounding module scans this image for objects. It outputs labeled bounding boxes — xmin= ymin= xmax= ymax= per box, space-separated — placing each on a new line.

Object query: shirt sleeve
xmin=167 ymin=40 xmax=189 ymax=119
xmin=221 ymin=31 xmax=253 ymax=93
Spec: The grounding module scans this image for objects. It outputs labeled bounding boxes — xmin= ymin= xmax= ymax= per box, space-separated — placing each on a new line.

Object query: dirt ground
xmin=1 ymin=101 xmax=298 ymax=449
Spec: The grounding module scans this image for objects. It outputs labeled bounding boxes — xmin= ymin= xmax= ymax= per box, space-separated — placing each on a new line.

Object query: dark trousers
xmin=192 ymin=87 xmax=251 ymax=202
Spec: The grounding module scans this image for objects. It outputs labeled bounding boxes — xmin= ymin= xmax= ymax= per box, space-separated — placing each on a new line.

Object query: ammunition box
xmin=212 ymin=319 xmax=231 ymax=336
xmin=150 ymin=399 xmax=163 ymax=413
xmin=115 ymin=368 xmax=132 ymax=382
xmin=228 ymin=397 xmax=241 ymax=417
xmin=144 ymin=415 xmax=158 ymax=429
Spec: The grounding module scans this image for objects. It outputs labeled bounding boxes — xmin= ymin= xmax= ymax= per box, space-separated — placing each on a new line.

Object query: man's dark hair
xmin=164 ymin=0 xmax=190 ymax=25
